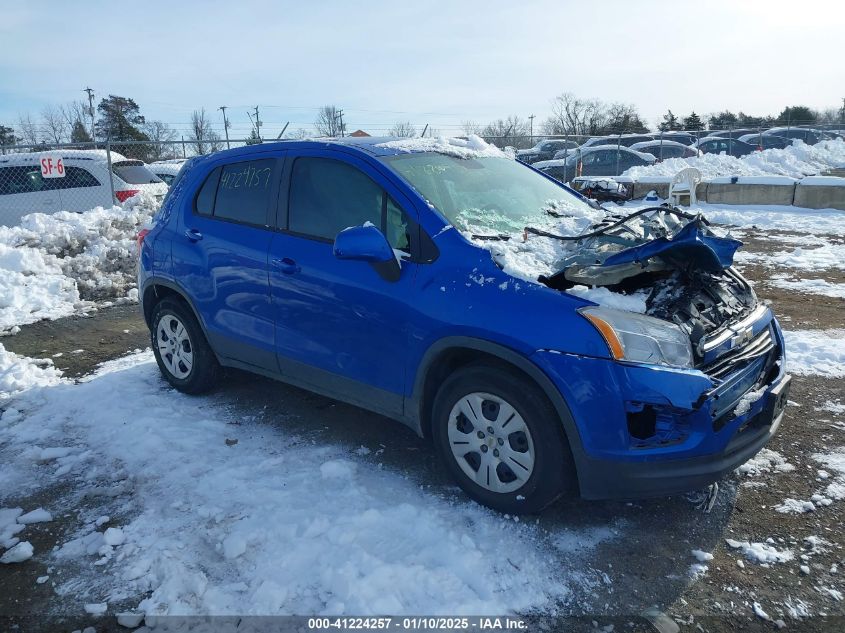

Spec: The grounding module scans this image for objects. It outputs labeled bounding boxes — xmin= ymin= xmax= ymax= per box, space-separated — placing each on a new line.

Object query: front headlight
xmin=580 ymin=307 xmax=694 ymax=368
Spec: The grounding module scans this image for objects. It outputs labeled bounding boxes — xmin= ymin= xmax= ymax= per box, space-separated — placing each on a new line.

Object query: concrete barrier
xmin=631 ymin=181 xmax=707 ymax=201
xmin=705 ymin=183 xmax=796 ymax=206
xmin=793 ymin=178 xmax=845 ymax=210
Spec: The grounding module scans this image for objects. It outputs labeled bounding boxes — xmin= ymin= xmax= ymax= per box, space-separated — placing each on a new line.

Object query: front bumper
xmin=532 ymin=312 xmax=789 ymax=500
xmin=574 ymin=374 xmax=789 ymax=499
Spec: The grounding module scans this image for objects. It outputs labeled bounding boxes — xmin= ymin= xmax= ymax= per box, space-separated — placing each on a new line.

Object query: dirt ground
xmin=1 ymin=229 xmax=844 ymax=632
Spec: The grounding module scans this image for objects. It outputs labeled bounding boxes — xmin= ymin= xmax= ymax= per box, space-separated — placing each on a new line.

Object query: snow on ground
xmin=622 ymin=200 xmax=845 ymax=236
xmin=0 ymin=351 xmax=586 ymax=618
xmin=781 ymin=330 xmax=845 ymax=378
xmin=769 ymin=276 xmax=845 ymax=299
xmin=735 ymin=243 xmax=845 ymax=271
xmin=0 ymin=193 xmax=158 ymax=332
xmin=736 ymin=449 xmax=795 ymax=477
xmin=623 ymin=138 xmax=845 ymax=181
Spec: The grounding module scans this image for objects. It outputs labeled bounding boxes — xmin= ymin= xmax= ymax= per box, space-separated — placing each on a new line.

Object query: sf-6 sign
xmin=40 ymin=154 xmax=65 ymax=178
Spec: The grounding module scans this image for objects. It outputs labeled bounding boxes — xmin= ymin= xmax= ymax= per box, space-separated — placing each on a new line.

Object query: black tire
xmin=150 ymin=297 xmax=220 ymax=394
xmin=432 ymin=364 xmax=575 ymax=514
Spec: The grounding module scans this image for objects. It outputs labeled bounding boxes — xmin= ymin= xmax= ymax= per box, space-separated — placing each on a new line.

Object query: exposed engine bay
xmin=531 ymin=206 xmax=757 ymax=360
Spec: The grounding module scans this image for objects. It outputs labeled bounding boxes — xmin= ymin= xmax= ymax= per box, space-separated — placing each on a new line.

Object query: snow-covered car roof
xmin=629 ymin=140 xmax=691 ymax=150
xmin=148 ymin=162 xmax=184 ymax=175
xmin=532 ymin=146 xmax=657 ymax=170
xmin=0 ymin=149 xmax=129 ymax=164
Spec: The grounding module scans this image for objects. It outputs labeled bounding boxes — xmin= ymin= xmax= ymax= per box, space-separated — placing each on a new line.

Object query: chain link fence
xmin=1 ymin=122 xmax=843 ymax=225
xmin=0 ymin=138 xmax=263 ymax=226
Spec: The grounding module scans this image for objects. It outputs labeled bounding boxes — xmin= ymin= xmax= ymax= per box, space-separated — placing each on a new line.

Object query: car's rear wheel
xmin=432 ymin=364 xmax=575 ymax=514
xmin=151 ymin=297 xmax=219 ymax=394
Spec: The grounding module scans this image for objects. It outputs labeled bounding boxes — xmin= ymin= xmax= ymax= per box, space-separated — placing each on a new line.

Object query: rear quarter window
xmin=112 ymin=161 xmax=162 ymax=185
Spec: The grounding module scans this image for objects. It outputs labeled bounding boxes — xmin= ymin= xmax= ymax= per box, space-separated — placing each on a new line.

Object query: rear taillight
xmin=137 ymin=228 xmax=150 ymax=254
xmin=115 ymin=189 xmax=140 ymax=203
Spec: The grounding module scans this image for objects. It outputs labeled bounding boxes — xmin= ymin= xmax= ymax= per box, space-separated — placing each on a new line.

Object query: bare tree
xmin=388 ymin=121 xmax=416 ymax=138
xmin=190 ymin=108 xmax=217 ymax=155
xmin=284 ymin=128 xmax=310 ymax=139
xmin=482 ymin=115 xmax=531 ymax=149
xmin=41 ymin=105 xmax=69 ymax=144
xmin=60 ymin=101 xmax=92 ymax=136
xmin=144 ymin=120 xmax=178 ymax=161
xmin=314 ymin=105 xmax=342 ymax=137
xmin=461 ymin=120 xmax=482 ymax=135
xmin=17 ymin=114 xmax=40 ymax=146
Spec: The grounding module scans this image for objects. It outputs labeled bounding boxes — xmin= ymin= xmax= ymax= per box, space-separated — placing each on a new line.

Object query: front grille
xmin=703 ymin=326 xmax=776 ymax=379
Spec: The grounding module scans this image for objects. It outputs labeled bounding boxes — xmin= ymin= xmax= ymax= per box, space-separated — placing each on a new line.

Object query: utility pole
xmin=254 ymin=106 xmax=261 ymax=141
xmin=84 ymin=87 xmax=96 ymax=141
xmin=218 ymin=106 xmax=230 ymax=149
xmin=420 ymin=124 xmax=429 ymax=138
xmin=335 ymin=109 xmax=345 ymax=137
xmin=528 ymin=114 xmax=535 ymax=139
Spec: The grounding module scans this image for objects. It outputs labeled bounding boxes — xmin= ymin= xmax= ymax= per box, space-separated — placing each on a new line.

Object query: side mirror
xmin=333 ymin=223 xmax=393 ymax=262
xmin=333 ymin=224 xmax=401 ymax=282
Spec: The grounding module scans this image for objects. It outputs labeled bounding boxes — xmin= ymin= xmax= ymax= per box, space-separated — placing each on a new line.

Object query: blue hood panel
xmin=602 ymin=219 xmax=742 ymax=273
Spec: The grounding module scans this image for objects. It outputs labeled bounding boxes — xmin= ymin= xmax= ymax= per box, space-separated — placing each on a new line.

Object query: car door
xmin=171 ymin=155 xmax=282 ymax=371
xmin=268 ymin=150 xmax=419 ymax=416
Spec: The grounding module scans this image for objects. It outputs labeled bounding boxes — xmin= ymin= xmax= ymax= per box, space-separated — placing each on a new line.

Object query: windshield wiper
xmin=524 ymin=206 xmax=705 ymax=242
xmin=471 ymin=233 xmax=511 ymax=241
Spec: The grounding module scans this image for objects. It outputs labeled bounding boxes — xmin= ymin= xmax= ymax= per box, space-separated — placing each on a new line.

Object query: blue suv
xmin=138 ymin=136 xmax=790 ymax=513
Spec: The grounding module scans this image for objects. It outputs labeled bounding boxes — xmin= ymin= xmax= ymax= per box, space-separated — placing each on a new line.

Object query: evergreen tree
xmin=683 ymin=111 xmax=704 ymax=131
xmin=70 ymin=120 xmax=92 ymax=143
xmin=776 ymin=105 xmax=817 ymax=125
xmin=94 ymin=95 xmax=151 ymax=160
xmin=0 ymin=124 xmax=17 ymax=147
xmin=658 ymin=110 xmax=681 ymax=132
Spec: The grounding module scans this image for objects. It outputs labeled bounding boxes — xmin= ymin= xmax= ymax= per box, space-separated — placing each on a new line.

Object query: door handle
xmin=184 ymin=229 xmax=203 ymax=242
xmin=272 ymin=257 xmax=300 ymax=274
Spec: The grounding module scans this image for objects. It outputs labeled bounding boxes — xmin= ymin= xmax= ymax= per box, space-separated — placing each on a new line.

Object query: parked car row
xmin=521 ymin=125 xmax=841 ymax=181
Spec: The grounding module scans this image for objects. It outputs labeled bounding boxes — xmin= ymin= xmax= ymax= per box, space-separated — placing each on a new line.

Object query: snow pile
xmin=782 ymin=330 xmax=845 ymax=378
xmin=814 ymin=450 xmax=845 ymax=502
xmin=0 ymin=192 xmax=159 ymax=332
xmin=623 ymin=139 xmax=845 ymax=181
xmin=725 ymin=538 xmax=794 ymax=564
xmin=0 ymin=344 xmax=63 ymax=399
xmin=0 ymin=351 xmax=577 ymax=617
xmin=775 ymin=498 xmax=816 ymax=514
xmin=376 ymin=135 xmax=512 ymax=159
xmin=736 ymin=448 xmax=795 ymax=477
xmin=566 ymin=286 xmax=649 ymax=313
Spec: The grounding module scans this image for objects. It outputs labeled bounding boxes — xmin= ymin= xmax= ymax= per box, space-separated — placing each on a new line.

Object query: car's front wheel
xmin=150 ymin=297 xmax=219 ymax=394
xmin=432 ymin=364 xmax=575 ymax=514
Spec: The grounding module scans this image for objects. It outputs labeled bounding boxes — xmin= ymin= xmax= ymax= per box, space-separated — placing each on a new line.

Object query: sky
xmin=1 ymin=0 xmax=844 ymax=140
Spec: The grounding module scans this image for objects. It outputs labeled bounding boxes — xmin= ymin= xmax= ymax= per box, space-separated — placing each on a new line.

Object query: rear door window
xmin=56 ymin=166 xmax=101 ymax=189
xmin=213 ymin=159 xmax=275 ymax=225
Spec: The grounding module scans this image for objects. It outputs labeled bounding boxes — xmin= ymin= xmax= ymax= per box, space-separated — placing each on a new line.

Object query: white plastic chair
xmin=668 ymin=167 xmax=702 ymax=205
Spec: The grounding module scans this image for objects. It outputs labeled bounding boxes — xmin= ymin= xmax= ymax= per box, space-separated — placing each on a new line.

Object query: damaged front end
xmin=535 ymin=206 xmax=755 ymax=364
xmin=529 ymin=205 xmax=789 ymax=461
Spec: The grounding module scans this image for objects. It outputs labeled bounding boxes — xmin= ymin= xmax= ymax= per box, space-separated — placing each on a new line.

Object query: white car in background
xmin=0 ymin=149 xmax=168 ymax=226
xmin=148 ymin=159 xmax=188 ymax=186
